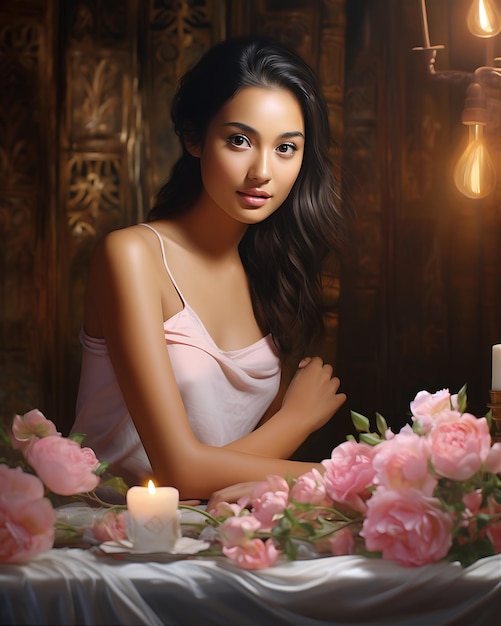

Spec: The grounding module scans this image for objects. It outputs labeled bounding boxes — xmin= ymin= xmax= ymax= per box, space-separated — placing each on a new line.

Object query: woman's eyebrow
xmin=223 ymin=122 xmax=305 ymax=140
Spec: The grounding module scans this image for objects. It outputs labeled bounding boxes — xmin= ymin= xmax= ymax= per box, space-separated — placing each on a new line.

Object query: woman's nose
xmin=248 ymin=151 xmax=271 ymax=182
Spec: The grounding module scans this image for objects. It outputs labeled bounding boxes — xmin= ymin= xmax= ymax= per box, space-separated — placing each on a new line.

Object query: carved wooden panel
xmin=0 ymin=2 xmax=56 ymax=427
xmin=143 ymin=0 xmax=226 ymax=206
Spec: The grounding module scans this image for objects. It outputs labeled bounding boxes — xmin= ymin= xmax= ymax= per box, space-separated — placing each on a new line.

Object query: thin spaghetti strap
xmin=139 ymin=223 xmax=185 ymax=304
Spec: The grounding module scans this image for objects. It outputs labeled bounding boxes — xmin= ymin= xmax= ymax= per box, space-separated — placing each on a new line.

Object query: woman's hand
xmin=206 ymin=481 xmax=260 ymax=513
xmin=281 ymin=356 xmax=346 ymax=433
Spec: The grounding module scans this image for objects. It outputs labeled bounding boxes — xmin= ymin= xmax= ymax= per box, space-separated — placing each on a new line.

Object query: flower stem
xmin=178 ymin=504 xmax=221 ymax=526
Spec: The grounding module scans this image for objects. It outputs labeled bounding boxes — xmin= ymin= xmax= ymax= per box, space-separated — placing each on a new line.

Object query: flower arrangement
xmin=3 ymin=387 xmax=501 ymax=570
xmin=202 ymin=386 xmax=501 ymax=570
xmin=0 ymin=409 xmax=128 ymax=563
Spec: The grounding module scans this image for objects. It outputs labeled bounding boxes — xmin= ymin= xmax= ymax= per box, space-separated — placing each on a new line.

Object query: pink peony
xmin=209 ymin=498 xmax=250 ymax=519
xmin=25 ymin=436 xmax=100 ymax=496
xmin=223 ymin=537 xmax=280 ymax=570
xmin=290 ymin=468 xmax=332 ymax=507
xmin=219 ymin=515 xmax=262 ymax=548
xmin=361 ymin=488 xmax=454 ymax=566
xmin=485 ymin=442 xmax=501 ymax=475
xmin=327 ymin=527 xmax=356 ymax=556
xmin=372 ymin=425 xmax=436 ymax=495
xmin=410 ymin=389 xmax=459 ymax=434
xmin=429 ymin=414 xmax=492 ymax=481
xmin=12 ymin=409 xmax=60 ymax=442
xmin=251 ymin=475 xmax=289 ymax=529
xmin=321 ymin=440 xmax=377 ymax=513
xmin=0 ymin=465 xmax=56 ymax=563
xmin=462 ymin=489 xmax=483 ymax=517
xmin=92 ymin=509 xmax=128 ymax=543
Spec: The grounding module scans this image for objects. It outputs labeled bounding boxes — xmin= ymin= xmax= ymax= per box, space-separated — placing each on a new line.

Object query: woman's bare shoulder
xmin=93 ymin=224 xmax=157 ymax=266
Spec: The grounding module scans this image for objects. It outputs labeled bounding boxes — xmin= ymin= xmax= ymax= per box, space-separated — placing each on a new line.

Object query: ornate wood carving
xmin=0 ymin=4 xmax=53 ymax=426
xmin=144 ymin=0 xmax=225 ymax=205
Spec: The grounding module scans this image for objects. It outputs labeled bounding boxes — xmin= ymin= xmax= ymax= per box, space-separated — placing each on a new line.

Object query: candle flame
xmin=147 ymin=480 xmax=156 ymax=494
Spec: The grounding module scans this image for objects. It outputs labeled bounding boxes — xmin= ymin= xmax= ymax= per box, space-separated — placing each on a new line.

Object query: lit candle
xmin=492 ymin=344 xmax=501 ymax=391
xmin=126 ymin=481 xmax=180 ymax=553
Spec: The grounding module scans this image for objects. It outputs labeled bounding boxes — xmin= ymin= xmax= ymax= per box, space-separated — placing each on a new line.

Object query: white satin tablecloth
xmin=1 ymin=549 xmax=501 ymax=625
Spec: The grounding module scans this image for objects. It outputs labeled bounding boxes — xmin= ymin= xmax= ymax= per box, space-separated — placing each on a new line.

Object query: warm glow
xmin=147 ymin=479 xmax=156 ymax=494
xmin=467 ymin=0 xmax=501 ymax=37
xmin=453 ymin=124 xmax=497 ymax=199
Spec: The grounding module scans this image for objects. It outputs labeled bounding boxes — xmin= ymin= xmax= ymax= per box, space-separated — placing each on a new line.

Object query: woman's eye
xmin=228 ymin=134 xmax=251 ymax=148
xmin=276 ymin=142 xmax=297 ymax=156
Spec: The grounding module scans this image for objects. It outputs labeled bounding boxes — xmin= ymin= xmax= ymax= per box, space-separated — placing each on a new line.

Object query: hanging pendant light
xmin=453 ymin=82 xmax=497 ymax=199
xmin=467 ymin=0 xmax=501 ymax=38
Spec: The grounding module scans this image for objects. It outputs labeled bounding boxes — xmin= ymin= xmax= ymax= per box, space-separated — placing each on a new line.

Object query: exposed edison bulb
xmin=467 ymin=0 xmax=501 ymax=38
xmin=454 ymin=124 xmax=497 ymax=199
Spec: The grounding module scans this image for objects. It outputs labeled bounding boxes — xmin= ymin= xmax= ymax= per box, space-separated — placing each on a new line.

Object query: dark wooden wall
xmin=337 ymin=0 xmax=501 ymax=442
xmin=1 ymin=0 xmax=501 ymax=462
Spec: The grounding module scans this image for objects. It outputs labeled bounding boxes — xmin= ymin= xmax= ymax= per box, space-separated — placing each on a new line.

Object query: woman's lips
xmin=237 ymin=190 xmax=271 ymax=207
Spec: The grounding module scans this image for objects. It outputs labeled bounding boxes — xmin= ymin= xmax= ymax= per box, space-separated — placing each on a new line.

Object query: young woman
xmin=71 ymin=36 xmax=350 ymax=501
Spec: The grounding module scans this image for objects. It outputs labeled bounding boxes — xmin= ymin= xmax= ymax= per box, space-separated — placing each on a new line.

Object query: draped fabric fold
xmin=1 ymin=549 xmax=501 ymax=625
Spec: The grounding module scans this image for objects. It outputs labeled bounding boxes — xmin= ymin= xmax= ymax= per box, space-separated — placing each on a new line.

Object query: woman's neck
xmin=166 ymin=193 xmax=248 ymax=260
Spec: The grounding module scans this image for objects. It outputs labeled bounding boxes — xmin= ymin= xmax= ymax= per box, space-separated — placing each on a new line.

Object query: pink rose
xmin=92 ymin=509 xmax=128 ymax=543
xmin=10 ymin=409 xmax=60 ymax=455
xmin=0 ymin=465 xmax=56 ymax=563
xmin=372 ymin=425 xmax=436 ymax=495
xmin=209 ymin=498 xmax=250 ymax=519
xmin=290 ymin=469 xmax=332 ymax=507
xmin=327 ymin=527 xmax=356 ymax=556
xmin=485 ymin=442 xmax=501 ymax=475
xmin=223 ymin=537 xmax=280 ymax=570
xmin=12 ymin=409 xmax=60 ymax=441
xmin=251 ymin=475 xmax=289 ymax=529
xmin=429 ymin=414 xmax=492 ymax=481
xmin=219 ymin=515 xmax=261 ymax=548
xmin=361 ymin=488 xmax=454 ymax=567
xmin=410 ymin=389 xmax=460 ymax=434
xmin=25 ymin=436 xmax=100 ymax=495
xmin=322 ymin=440 xmax=377 ymax=513
xmin=462 ymin=489 xmax=483 ymax=517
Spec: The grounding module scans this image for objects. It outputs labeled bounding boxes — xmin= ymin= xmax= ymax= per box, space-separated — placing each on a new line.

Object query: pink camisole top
xmin=72 ymin=223 xmax=281 ymax=487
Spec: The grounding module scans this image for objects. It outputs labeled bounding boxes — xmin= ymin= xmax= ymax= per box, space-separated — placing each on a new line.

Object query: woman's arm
xmin=223 ymin=358 xmax=346 ymax=458
xmin=86 ymin=228 xmax=341 ymax=499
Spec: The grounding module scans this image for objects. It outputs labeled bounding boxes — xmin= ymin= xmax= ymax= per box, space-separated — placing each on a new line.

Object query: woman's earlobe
xmin=183 ymin=132 xmax=202 ymax=157
xmin=185 ymin=141 xmax=201 ymax=158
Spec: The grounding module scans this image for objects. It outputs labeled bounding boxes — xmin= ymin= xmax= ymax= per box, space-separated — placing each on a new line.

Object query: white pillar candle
xmin=492 ymin=344 xmax=501 ymax=391
xmin=126 ymin=481 xmax=180 ymax=553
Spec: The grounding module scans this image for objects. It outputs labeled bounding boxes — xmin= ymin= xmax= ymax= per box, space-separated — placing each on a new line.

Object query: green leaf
xmin=296 ymin=520 xmax=316 ymax=537
xmin=476 ymin=513 xmax=491 ymax=531
xmin=375 ymin=412 xmax=388 ymax=436
xmin=359 ymin=432 xmax=382 ymax=446
xmin=485 ymin=408 xmax=492 ymax=429
xmin=94 ymin=462 xmax=110 ymax=476
xmin=350 ymin=411 xmax=370 ymax=433
xmin=284 ymin=539 xmax=297 ymax=561
xmin=99 ymin=475 xmax=129 ymax=495
xmin=456 ymin=384 xmax=467 ymax=413
xmin=68 ymin=432 xmax=87 ymax=445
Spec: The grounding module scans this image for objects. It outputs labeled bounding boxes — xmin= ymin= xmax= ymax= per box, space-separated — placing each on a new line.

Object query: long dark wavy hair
xmin=148 ymin=36 xmax=350 ymax=360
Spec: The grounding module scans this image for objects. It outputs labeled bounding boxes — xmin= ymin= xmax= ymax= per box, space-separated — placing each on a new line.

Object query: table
xmin=1 ymin=548 xmax=501 ymax=625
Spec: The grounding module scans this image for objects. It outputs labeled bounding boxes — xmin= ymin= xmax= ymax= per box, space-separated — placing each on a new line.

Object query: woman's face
xmin=192 ymin=86 xmax=305 ymax=224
